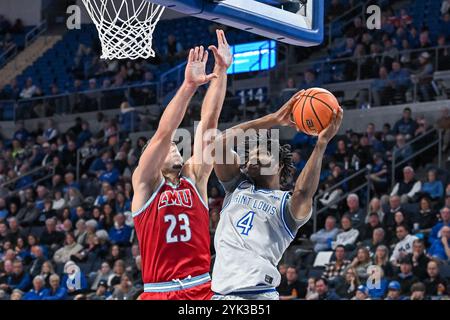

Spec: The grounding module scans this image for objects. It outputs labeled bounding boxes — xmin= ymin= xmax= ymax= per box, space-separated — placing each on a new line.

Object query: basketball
xmin=292 ymin=88 xmax=340 ymax=136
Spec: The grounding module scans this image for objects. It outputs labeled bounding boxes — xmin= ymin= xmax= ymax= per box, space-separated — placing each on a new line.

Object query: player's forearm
xmin=294 ymin=141 xmax=327 ymax=199
xmin=200 ymin=68 xmax=227 ymax=129
xmin=231 ymin=113 xmax=278 ymax=132
xmin=155 ymin=82 xmax=197 ymax=138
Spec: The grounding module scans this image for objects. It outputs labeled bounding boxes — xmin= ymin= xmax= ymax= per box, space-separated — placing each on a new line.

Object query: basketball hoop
xmin=81 ymin=0 xmax=165 ymax=60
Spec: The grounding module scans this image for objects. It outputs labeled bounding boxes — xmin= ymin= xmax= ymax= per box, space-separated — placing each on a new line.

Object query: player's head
xmin=142 ymin=140 xmax=184 ymax=176
xmin=243 ymin=134 xmax=294 ymax=190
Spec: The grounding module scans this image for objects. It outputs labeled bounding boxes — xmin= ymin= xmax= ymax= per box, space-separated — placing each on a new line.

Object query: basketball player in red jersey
xmin=132 ymin=30 xmax=232 ymax=300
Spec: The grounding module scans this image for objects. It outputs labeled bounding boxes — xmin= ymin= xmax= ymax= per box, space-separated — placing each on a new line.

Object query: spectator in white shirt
xmin=390 ymin=166 xmax=422 ymax=204
xmin=19 ymin=78 xmax=37 ymax=99
xmin=390 ymin=224 xmax=418 ymax=266
xmin=331 ymin=214 xmax=360 ymax=251
xmin=310 ymin=216 xmax=339 ymax=252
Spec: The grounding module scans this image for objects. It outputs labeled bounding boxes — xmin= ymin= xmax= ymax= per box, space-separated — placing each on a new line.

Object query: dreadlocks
xmin=242 ymin=130 xmax=295 ymax=190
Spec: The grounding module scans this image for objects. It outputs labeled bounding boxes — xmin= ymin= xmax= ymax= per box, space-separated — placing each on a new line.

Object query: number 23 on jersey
xmin=164 ymin=213 xmax=192 ymax=243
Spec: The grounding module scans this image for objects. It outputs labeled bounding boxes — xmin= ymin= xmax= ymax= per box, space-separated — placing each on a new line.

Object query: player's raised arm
xmin=184 ymin=30 xmax=232 ymax=197
xmin=213 ymin=92 xmax=303 ymax=183
xmin=290 ymin=107 xmax=343 ymax=220
xmin=132 ymin=46 xmax=217 ymax=212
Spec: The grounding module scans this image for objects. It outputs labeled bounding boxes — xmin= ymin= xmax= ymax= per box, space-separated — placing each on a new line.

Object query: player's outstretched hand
xmin=273 ymin=90 xmax=304 ymax=128
xmin=185 ymin=46 xmax=218 ymax=87
xmin=208 ymin=29 xmax=233 ymax=70
xmin=318 ymin=106 xmax=343 ymax=145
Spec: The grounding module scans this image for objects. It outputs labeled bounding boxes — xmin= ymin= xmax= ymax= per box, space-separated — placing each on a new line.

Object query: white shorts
xmin=211 ymin=291 xmax=279 ymax=300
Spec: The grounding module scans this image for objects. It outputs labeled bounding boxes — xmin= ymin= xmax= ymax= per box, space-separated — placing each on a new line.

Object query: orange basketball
xmin=292 ymin=87 xmax=340 ymax=136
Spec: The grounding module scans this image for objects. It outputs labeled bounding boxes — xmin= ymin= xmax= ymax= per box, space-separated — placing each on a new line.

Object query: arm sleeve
xmin=408 ymin=181 xmax=422 ymax=198
xmin=218 ymin=172 xmax=248 ymax=194
xmin=282 ymin=193 xmax=312 ymax=237
xmin=391 ymin=183 xmax=399 ymax=196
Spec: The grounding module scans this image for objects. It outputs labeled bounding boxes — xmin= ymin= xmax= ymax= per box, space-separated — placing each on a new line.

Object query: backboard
xmin=148 ymin=0 xmax=324 ymax=47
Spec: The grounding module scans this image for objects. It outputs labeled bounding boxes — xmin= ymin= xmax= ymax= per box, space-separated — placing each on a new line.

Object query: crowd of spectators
xmin=277 ymin=107 xmax=450 ymax=300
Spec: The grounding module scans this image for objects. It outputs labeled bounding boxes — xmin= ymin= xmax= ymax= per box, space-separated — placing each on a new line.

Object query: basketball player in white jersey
xmin=211 ymin=93 xmax=343 ymax=299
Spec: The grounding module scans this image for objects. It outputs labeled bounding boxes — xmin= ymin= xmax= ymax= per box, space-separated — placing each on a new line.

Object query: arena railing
xmin=0 ymin=44 xmax=18 ymax=69
xmin=0 ymin=81 xmax=159 ymax=122
xmin=25 ymin=20 xmax=48 ymax=48
xmin=391 ymin=127 xmax=443 ymax=187
xmin=312 ymin=167 xmax=371 ymax=233
xmin=0 ymin=164 xmax=55 ymax=195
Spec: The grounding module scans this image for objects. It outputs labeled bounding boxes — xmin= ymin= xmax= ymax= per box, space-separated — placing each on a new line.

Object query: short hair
xmin=315 ymin=277 xmax=328 ymax=286
xmin=374 ymin=227 xmax=385 ymax=236
xmin=335 ymin=245 xmax=346 ymax=251
xmin=396 ymin=223 xmax=410 ymax=233
xmin=347 ymin=193 xmax=359 ymax=202
xmin=411 ymin=282 xmax=426 ymax=293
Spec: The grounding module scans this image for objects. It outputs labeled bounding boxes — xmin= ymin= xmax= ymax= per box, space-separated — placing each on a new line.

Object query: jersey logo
xmin=158 ymin=189 xmax=193 ymax=209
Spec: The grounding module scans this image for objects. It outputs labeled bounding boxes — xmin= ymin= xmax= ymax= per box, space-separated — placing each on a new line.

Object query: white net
xmin=81 ymin=0 xmax=165 ymax=60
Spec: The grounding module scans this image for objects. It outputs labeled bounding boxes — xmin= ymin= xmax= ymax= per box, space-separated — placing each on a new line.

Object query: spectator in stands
xmin=372 ymin=245 xmax=395 ymax=279
xmin=421 ymin=169 xmax=444 ymax=201
xmin=411 ymin=52 xmax=434 ymax=102
xmin=344 ymin=194 xmax=366 ymax=230
xmin=414 ymin=196 xmax=438 ymax=235
xmin=361 ymin=228 xmax=386 ymax=255
xmin=367 ymin=198 xmax=385 ymax=224
xmin=40 ymin=218 xmax=65 ymax=252
xmin=409 ymin=282 xmax=427 ymax=300
xmin=299 ymin=69 xmax=320 ymax=90
xmin=390 ymin=166 xmax=422 ymax=204
xmin=442 ymin=0 xmax=450 ymax=15
xmin=42 ymin=274 xmax=67 ymax=300
xmin=278 ymin=266 xmax=306 ymax=300
xmin=10 ymin=19 xmax=24 ymax=34
xmin=310 ymin=216 xmax=339 ymax=252
xmin=119 ymin=101 xmax=139 ymax=135
xmin=429 ymin=207 xmax=450 ymax=245
xmin=19 ymin=78 xmax=37 ymax=100
xmin=393 ymin=107 xmax=417 ymax=139
xmin=394 ymin=255 xmax=419 ymax=295
xmin=335 ymin=267 xmax=359 ymax=299
xmin=22 ymin=275 xmax=47 ymax=300
xmin=314 ymin=278 xmax=340 ymax=300
xmin=5 ymin=259 xmax=31 ymax=293
xmin=412 ymin=239 xmax=430 ymax=279
xmin=99 ymin=159 xmax=120 ymax=185
xmin=16 ymin=199 xmax=40 ymax=227
xmin=353 ymin=285 xmax=370 ymax=301
xmin=88 ymin=279 xmax=110 ymax=300
xmin=359 ymin=212 xmax=383 ymax=241
xmin=437 ymin=34 xmax=450 ymax=71
xmin=53 ymin=233 xmax=83 ymax=265
xmin=28 ymin=246 xmax=46 ymax=279
xmin=424 ymin=259 xmax=448 ymax=297
xmin=61 ymin=260 xmax=88 ymax=296
xmin=385 ymin=281 xmax=403 ymax=300
xmin=349 ymin=247 xmax=371 ymax=280
xmin=164 ymin=35 xmax=185 ymax=65
xmin=390 ymin=224 xmax=418 ymax=266
xmin=387 ymin=61 xmax=410 ymax=104
xmin=279 ymin=78 xmax=298 ymax=105
xmin=427 ymin=226 xmax=450 ymax=261
xmin=372 ymin=66 xmax=389 ymax=106
xmin=322 ymin=245 xmax=351 ymax=283
xmin=369 ymin=154 xmax=389 ymax=196
xmin=331 ymin=215 xmax=359 ymax=251
xmin=110 ymin=273 xmax=138 ymax=300
xmin=108 ymin=214 xmax=132 ymax=247
xmin=9 ymin=289 xmax=22 ymax=300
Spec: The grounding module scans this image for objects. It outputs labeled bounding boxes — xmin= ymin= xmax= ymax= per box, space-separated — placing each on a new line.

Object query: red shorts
xmin=138 ymin=282 xmax=213 ymax=300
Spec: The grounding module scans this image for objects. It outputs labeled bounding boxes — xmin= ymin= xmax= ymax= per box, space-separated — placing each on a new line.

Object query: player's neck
xmin=253 ymin=175 xmax=279 ymax=190
xmin=163 ymin=172 xmax=181 ymax=186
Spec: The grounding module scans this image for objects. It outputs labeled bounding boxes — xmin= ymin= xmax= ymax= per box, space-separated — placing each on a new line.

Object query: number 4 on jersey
xmin=236 ymin=211 xmax=256 ymax=235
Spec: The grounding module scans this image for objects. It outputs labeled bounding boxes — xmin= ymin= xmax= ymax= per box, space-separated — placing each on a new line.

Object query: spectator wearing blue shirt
xmin=42 ymin=274 xmax=67 ymax=300
xmin=13 ymin=121 xmax=29 ymax=144
xmin=119 ymin=102 xmax=139 ymax=134
xmin=109 ymin=213 xmax=132 ymax=247
xmin=429 ymin=207 xmax=450 ymax=245
xmin=22 ymin=275 xmax=48 ymax=300
xmin=0 ymin=198 xmax=8 ymax=221
xmin=428 ymin=226 xmax=450 ymax=261
xmin=393 ymin=107 xmax=417 ymax=139
xmin=61 ymin=261 xmax=89 ymax=295
xmin=387 ymin=61 xmax=410 ymax=103
xmin=372 ymin=66 xmax=389 ymax=106
xmin=421 ymin=169 xmax=444 ymax=200
xmin=6 ymin=260 xmax=31 ymax=293
xmin=99 ymin=160 xmax=120 ymax=185
xmin=76 ymin=121 xmax=92 ymax=148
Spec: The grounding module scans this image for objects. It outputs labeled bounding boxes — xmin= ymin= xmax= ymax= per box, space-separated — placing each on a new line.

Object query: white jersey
xmin=211 ymin=174 xmax=312 ymax=296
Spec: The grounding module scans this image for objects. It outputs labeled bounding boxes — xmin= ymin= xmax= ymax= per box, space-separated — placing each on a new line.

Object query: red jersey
xmin=133 ymin=176 xmax=211 ymax=285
